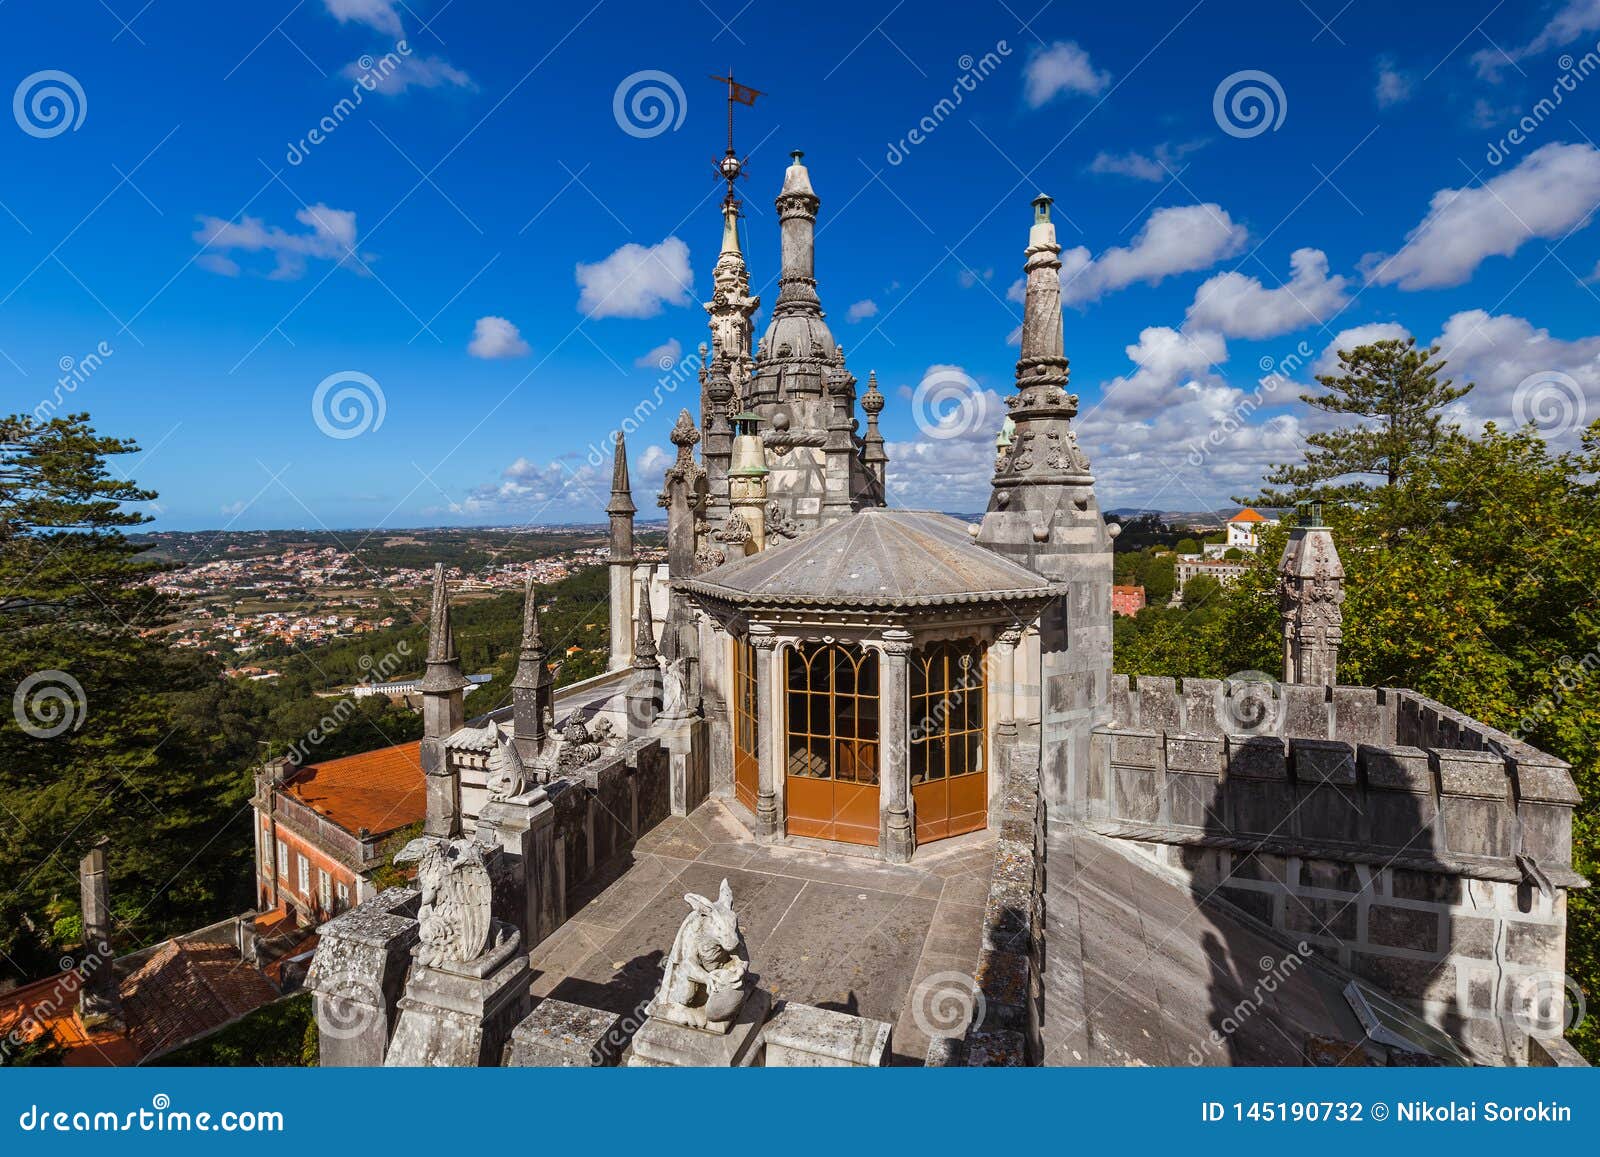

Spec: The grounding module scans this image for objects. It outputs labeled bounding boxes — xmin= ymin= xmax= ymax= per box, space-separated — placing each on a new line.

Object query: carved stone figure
xmin=651 ymin=878 xmax=750 ymax=1031
xmin=486 ymin=733 xmax=526 ymax=802
xmin=661 ymin=655 xmax=690 ymax=717
xmin=393 ymin=837 xmax=495 ymax=967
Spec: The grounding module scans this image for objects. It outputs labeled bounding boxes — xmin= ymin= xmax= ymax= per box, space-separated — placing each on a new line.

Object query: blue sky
xmin=3 ymin=0 xmax=1598 ymax=529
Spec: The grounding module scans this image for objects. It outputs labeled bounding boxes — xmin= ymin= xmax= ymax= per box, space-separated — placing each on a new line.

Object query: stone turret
xmin=511 ymin=573 xmax=553 ymax=762
xmin=860 ymin=371 xmax=888 ymax=493
xmin=976 ymin=194 xmax=1113 ymax=816
xmin=1278 ymin=507 xmax=1345 ymax=685
xmin=744 ymin=151 xmax=873 ymax=531
xmin=419 ymin=563 xmax=468 ymax=837
xmin=606 ymin=434 xmax=636 ymax=671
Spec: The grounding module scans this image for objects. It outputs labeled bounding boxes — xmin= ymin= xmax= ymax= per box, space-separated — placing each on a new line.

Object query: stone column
xmin=1278 ymin=519 xmax=1345 ymax=686
xmin=990 ymin=626 xmax=1022 ymax=805
xmin=749 ymin=624 xmax=781 ymax=840
xmin=879 ymin=629 xmax=915 ymax=864
xmin=76 ymin=839 xmax=122 ymax=1030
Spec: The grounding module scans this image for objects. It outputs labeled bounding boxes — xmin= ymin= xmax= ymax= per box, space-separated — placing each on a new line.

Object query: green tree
xmin=0 ymin=414 xmax=258 ymax=978
xmin=1252 ymin=337 xmax=1472 ymax=507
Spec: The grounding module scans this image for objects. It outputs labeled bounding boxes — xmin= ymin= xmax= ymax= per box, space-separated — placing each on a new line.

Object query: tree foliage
xmin=1251 ymin=337 xmax=1472 ymax=507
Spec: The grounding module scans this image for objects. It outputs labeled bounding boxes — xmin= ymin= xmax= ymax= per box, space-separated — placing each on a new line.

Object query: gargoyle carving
xmin=393 ymin=837 xmax=494 ymax=968
xmin=651 ymin=878 xmax=750 ymax=1032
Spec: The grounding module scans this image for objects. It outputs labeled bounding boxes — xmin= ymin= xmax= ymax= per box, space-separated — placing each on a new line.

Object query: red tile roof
xmin=0 ymin=932 xmax=281 ymax=1066
xmin=283 ymin=741 xmax=425 ymax=838
xmin=1229 ymin=508 xmax=1267 ymax=523
xmin=121 ymin=940 xmax=282 ymax=1060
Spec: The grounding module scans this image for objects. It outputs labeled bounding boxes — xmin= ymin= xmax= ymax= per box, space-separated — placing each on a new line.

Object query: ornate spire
xmin=606 ymin=433 xmax=636 ymax=517
xmin=511 ymin=572 xmax=553 ymax=758
xmin=511 ymin=573 xmax=550 ymax=692
xmin=861 ymin=370 xmax=888 ymax=488
xmin=633 ymin=584 xmax=659 ymax=669
xmin=418 ymin=563 xmax=469 ymax=693
xmin=1016 ymin=194 xmax=1070 ymax=389
xmin=774 ymin=150 xmax=821 ymax=314
xmin=989 ymin=194 xmax=1093 ymax=495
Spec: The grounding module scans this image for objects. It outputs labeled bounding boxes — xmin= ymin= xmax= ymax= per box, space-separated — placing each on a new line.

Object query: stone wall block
xmin=1332 ymin=686 xmax=1384 ymax=744
xmin=1282 ymin=683 xmax=1331 ymax=740
xmin=1179 ymin=678 xmax=1221 ymax=737
xmin=1135 ymin=675 xmax=1181 ymax=733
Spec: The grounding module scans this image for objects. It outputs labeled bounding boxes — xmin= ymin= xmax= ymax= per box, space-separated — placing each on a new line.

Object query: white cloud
xmin=455 ymin=457 xmax=605 ymax=516
xmin=1094 ymin=326 xmax=1229 ymax=420
xmin=1374 ymin=59 xmax=1413 ymax=107
xmin=846 ymin=299 xmax=878 ymax=323
xmin=1433 ymin=308 xmax=1600 ymax=435
xmin=576 ymin=236 xmax=694 ymax=319
xmin=324 ymin=0 xmax=402 ymax=36
xmin=1023 ymin=41 xmax=1111 ymax=107
xmin=468 ymin=316 xmax=531 ymax=359
xmin=195 ymin=253 xmax=240 ymax=277
xmin=1010 ymin=204 xmax=1248 ymax=306
xmin=1088 ymin=140 xmax=1204 ymax=182
xmin=1184 ymin=248 xmax=1350 ymax=339
xmin=1366 ymin=143 xmax=1600 ymax=289
xmin=193 ymin=203 xmax=366 ymax=280
xmin=957 ymin=267 xmax=994 ymax=288
xmin=1472 ymin=0 xmax=1600 ymax=79
xmin=635 ymin=338 xmax=682 ymax=370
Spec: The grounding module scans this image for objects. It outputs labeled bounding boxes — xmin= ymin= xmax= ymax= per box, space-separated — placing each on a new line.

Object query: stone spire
xmin=976 ymin=194 xmax=1113 ymax=818
xmin=511 ymin=573 xmax=553 ymax=761
xmin=774 ymin=150 xmax=821 ymax=313
xmin=1278 ymin=506 xmax=1345 ymax=685
xmin=419 ymin=563 xmax=467 ymax=837
xmin=419 ymin=563 xmax=469 ymax=695
xmin=661 ymin=409 xmax=703 ymax=581
xmin=633 ymin=584 xmax=659 ymax=668
xmin=977 ymin=194 xmax=1101 ymax=566
xmin=705 ymin=200 xmax=760 ymax=397
xmin=607 ymin=434 xmax=636 ymax=671
xmin=860 ymin=370 xmax=888 ymax=492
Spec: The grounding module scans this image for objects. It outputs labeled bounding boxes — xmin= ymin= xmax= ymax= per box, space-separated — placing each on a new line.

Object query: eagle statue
xmin=393 ymin=836 xmax=494 ymax=967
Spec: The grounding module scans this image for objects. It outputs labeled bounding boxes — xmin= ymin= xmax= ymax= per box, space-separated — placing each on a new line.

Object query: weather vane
xmin=708 ymin=69 xmax=764 ymax=209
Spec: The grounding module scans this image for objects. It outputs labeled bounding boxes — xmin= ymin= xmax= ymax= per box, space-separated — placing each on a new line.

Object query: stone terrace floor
xmin=527 ymin=799 xmax=995 ymax=1064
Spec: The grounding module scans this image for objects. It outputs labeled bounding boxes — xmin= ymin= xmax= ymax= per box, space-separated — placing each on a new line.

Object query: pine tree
xmin=1248 ymin=338 xmax=1472 ymax=506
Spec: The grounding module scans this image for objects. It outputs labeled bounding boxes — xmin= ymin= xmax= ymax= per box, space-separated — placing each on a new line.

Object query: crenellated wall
xmin=1085 ymin=674 xmax=1585 ymax=1064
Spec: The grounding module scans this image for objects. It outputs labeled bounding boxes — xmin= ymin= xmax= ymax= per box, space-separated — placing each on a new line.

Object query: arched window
xmin=785 ymin=643 xmax=880 ymax=846
xmin=910 ymin=640 xmax=987 ymax=840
